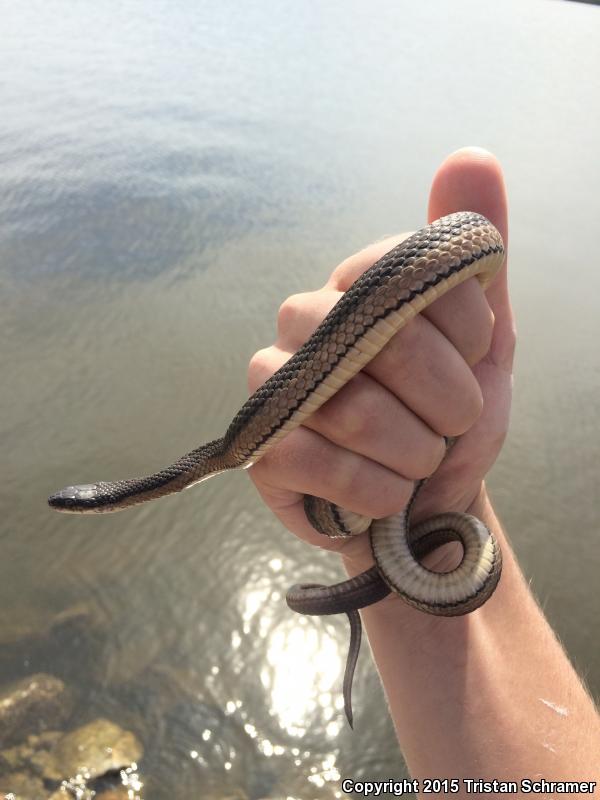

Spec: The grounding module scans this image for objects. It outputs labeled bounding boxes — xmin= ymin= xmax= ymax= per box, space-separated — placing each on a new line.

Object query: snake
xmin=48 ymin=211 xmax=505 ymax=728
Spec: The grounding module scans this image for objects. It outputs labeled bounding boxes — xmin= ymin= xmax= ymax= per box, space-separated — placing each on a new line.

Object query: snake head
xmin=48 ymin=484 xmax=107 ymax=513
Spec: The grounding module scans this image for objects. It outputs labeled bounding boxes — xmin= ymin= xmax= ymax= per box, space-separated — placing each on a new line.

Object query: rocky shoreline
xmin=0 ymin=674 xmax=143 ymax=799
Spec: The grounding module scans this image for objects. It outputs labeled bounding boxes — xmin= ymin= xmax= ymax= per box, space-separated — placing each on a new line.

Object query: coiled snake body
xmin=49 ymin=211 xmax=505 ymax=727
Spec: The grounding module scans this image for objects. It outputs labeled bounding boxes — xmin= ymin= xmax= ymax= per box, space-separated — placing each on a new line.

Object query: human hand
xmin=247 ymin=148 xmax=513 ymax=576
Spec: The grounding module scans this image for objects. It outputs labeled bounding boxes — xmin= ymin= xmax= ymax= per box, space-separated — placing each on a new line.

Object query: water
xmin=1 ymin=0 xmax=599 ymax=796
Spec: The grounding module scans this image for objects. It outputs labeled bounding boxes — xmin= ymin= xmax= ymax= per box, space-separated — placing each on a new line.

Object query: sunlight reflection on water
xmin=241 ymin=558 xmax=344 ymax=737
xmin=266 ymin=620 xmax=343 ymax=736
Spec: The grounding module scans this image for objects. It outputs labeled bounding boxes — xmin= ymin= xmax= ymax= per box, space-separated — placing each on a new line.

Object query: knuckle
xmin=441 ymin=381 xmax=483 ymax=437
xmin=276 ymin=293 xmax=305 ymax=336
xmin=412 ymin=436 xmax=446 ymax=479
xmin=506 ymin=320 xmax=517 ymax=354
xmin=370 ymin=479 xmax=412 ymax=519
xmin=247 ymin=348 xmax=273 ymax=392
xmin=320 ymin=381 xmax=377 ymax=443
xmin=331 ymin=457 xmax=359 ymax=496
xmin=330 ymin=459 xmax=408 ymax=520
xmin=338 ymin=405 xmax=375 ymax=441
xmin=382 ymin=322 xmax=421 ymax=382
xmin=329 ymin=456 xmax=369 ymax=507
xmin=494 ymin=317 xmax=517 ymax=371
xmin=465 ymin=305 xmax=495 ymax=365
xmin=464 ymin=381 xmax=485 ymax=427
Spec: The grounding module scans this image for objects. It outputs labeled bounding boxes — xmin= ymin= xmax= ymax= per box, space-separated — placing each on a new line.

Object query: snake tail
xmin=286 ymin=568 xmax=390 ymax=726
xmin=289 ymin=462 xmax=502 ymax=727
xmin=344 ymin=611 xmax=361 ymax=729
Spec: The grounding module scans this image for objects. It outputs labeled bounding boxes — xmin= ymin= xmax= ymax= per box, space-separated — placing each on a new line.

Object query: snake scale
xmin=49 ymin=211 xmax=505 ymax=727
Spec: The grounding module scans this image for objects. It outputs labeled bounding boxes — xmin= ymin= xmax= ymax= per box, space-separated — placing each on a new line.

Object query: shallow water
xmin=1 ymin=0 xmax=599 ymax=796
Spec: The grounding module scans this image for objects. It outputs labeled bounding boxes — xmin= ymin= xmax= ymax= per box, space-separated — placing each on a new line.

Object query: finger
xmin=417 ymin=278 xmax=494 ymax=367
xmin=279 ymin=282 xmax=493 ymax=370
xmin=251 ymin=485 xmax=367 ymax=557
xmin=253 ymin=486 xmax=338 ymax=550
xmin=428 ymin=147 xmax=514 ymax=371
xmin=327 ymin=233 xmax=412 ymax=291
xmin=428 ymin=147 xmax=508 ymax=248
xmin=270 ymin=292 xmax=487 ymax=437
xmin=249 ymin=345 xmax=445 ymax=479
xmin=325 ymin=222 xmax=497 ymax=372
xmin=249 ymin=424 xmax=415 ymax=529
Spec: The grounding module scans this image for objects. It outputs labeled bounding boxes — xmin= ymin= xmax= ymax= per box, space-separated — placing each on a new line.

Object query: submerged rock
xmin=0 ymin=730 xmax=61 ymax=774
xmin=47 ymin=789 xmax=73 ymax=800
xmin=0 ymin=769 xmax=46 ymax=799
xmin=94 ymin=789 xmax=131 ymax=800
xmin=0 ymin=602 xmax=111 ymax=687
xmin=0 ymin=674 xmax=71 ymax=748
xmin=39 ymin=718 xmax=143 ymax=782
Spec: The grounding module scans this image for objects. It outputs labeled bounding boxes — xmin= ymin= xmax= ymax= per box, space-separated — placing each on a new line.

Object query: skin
xmin=247 ymin=147 xmax=600 ymax=790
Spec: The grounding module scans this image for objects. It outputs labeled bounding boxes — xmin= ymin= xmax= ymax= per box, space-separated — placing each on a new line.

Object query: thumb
xmin=428 ymin=147 xmax=515 ymax=371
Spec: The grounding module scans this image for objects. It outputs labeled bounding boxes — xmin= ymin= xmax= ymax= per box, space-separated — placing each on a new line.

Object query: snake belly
xmin=48 ymin=211 xmax=505 ymax=726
